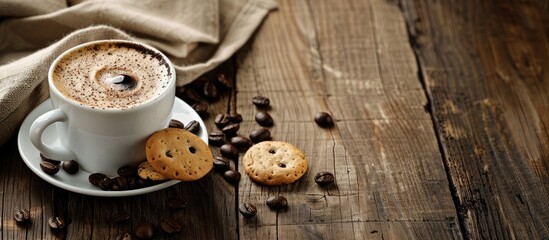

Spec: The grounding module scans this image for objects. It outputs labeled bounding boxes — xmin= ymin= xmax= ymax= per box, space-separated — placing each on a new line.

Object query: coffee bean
xmin=48 ymin=216 xmax=66 ymax=230
xmin=238 ymin=203 xmax=257 ymax=218
xmin=223 ymin=170 xmax=241 ymax=184
xmin=167 ymin=197 xmax=187 ymax=209
xmin=314 ymin=172 xmax=335 ymax=186
xmin=169 ymin=119 xmax=185 ymax=129
xmin=98 ymin=177 xmax=113 ymax=190
xmin=118 ymin=166 xmax=138 ymax=177
xmin=229 ymin=113 xmax=243 ymax=123
xmin=230 ymin=136 xmax=253 ymax=150
xmin=208 ymin=131 xmax=225 ymax=146
xmin=134 ymin=222 xmax=154 ymax=239
xmin=127 ymin=177 xmax=138 ymax=190
xmin=192 ymin=103 xmax=209 ymax=118
xmin=220 ymin=144 xmax=239 ymax=159
xmin=178 ymin=87 xmax=202 ymax=104
xmin=114 ymin=231 xmax=133 ymax=240
xmin=213 ymin=156 xmax=230 ymax=172
xmin=112 ymin=211 xmax=130 ymax=223
xmin=252 ymin=96 xmax=270 ymax=108
xmin=62 ymin=160 xmax=79 ymax=174
xmin=136 ymin=178 xmax=153 ymax=188
xmin=214 ymin=114 xmax=231 ymax=129
xmin=221 ymin=123 xmax=240 ymax=136
xmin=184 ymin=120 xmax=200 ymax=134
xmin=216 ymin=73 xmax=232 ymax=89
xmin=89 ymin=173 xmax=107 ymax=186
xmin=40 ymin=161 xmax=59 ymax=175
xmin=40 ymin=153 xmax=61 ymax=165
xmin=112 ymin=176 xmax=128 ymax=191
xmin=266 ymin=196 xmax=288 ymax=209
xmin=160 ymin=217 xmax=182 ymax=234
xmin=255 ymin=112 xmax=273 ymax=127
xmin=249 ymin=128 xmax=271 ymax=143
xmin=314 ymin=112 xmax=334 ymax=128
xmin=203 ymin=81 xmax=218 ymax=99
xmin=14 ymin=208 xmax=30 ymax=224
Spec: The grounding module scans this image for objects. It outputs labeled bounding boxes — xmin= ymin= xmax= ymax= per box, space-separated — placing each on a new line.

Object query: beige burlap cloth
xmin=0 ymin=0 xmax=277 ymax=146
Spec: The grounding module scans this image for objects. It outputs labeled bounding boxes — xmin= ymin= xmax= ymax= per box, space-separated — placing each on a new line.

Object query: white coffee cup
xmin=29 ymin=40 xmax=176 ymax=176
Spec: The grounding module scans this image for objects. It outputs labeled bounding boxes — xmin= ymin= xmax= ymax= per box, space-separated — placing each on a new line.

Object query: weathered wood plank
xmin=400 ymin=0 xmax=549 ymax=238
xmin=236 ymin=0 xmax=459 ymax=239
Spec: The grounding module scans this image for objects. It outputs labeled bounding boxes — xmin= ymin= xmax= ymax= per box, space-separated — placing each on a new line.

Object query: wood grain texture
xmin=236 ymin=0 xmax=459 ymax=239
xmin=400 ymin=0 xmax=549 ymax=239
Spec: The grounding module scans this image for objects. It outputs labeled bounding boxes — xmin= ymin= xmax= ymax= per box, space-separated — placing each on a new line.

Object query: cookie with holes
xmin=243 ymin=141 xmax=308 ymax=185
xmin=145 ymin=128 xmax=213 ymax=181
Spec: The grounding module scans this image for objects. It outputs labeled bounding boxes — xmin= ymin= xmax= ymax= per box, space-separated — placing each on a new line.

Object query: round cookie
xmin=138 ymin=161 xmax=168 ymax=181
xmin=243 ymin=141 xmax=308 ymax=185
xmin=146 ymin=128 xmax=213 ymax=181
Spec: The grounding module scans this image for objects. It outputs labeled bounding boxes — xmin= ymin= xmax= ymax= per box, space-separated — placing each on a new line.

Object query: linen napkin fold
xmin=0 ymin=0 xmax=277 ymax=146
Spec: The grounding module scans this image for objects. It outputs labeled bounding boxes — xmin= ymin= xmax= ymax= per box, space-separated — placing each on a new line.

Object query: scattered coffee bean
xmin=62 ymin=160 xmax=79 ymax=174
xmin=160 ymin=217 xmax=182 ymax=234
xmin=220 ymin=144 xmax=239 ymax=159
xmin=213 ymin=156 xmax=231 ymax=172
xmin=255 ymin=112 xmax=274 ymax=127
xmin=169 ymin=119 xmax=185 ymax=129
xmin=167 ymin=197 xmax=187 ymax=209
xmin=14 ymin=208 xmax=30 ymax=225
xmin=40 ymin=161 xmax=59 ymax=175
xmin=266 ymin=196 xmax=288 ymax=209
xmin=238 ymin=203 xmax=257 ymax=218
xmin=136 ymin=178 xmax=153 ymax=188
xmin=216 ymin=73 xmax=232 ymax=89
xmin=214 ymin=114 xmax=231 ymax=129
xmin=314 ymin=172 xmax=335 ymax=186
xmin=114 ymin=231 xmax=133 ymax=240
xmin=179 ymin=87 xmax=202 ymax=104
xmin=223 ymin=170 xmax=241 ymax=184
xmin=127 ymin=177 xmax=138 ymax=190
xmin=111 ymin=182 xmax=121 ymax=191
xmin=112 ymin=211 xmax=130 ymax=223
xmin=98 ymin=177 xmax=113 ymax=190
xmin=192 ymin=102 xmax=209 ymax=118
xmin=314 ymin=112 xmax=334 ymax=128
xmin=229 ymin=113 xmax=243 ymax=123
xmin=112 ymin=176 xmax=129 ymax=191
xmin=134 ymin=222 xmax=154 ymax=239
xmin=184 ymin=120 xmax=200 ymax=134
xmin=203 ymin=81 xmax=218 ymax=99
xmin=252 ymin=96 xmax=270 ymax=108
xmin=118 ymin=166 xmax=138 ymax=177
xmin=89 ymin=173 xmax=107 ymax=186
xmin=249 ymin=128 xmax=271 ymax=143
xmin=40 ymin=153 xmax=61 ymax=165
xmin=208 ymin=131 xmax=225 ymax=146
xmin=221 ymin=123 xmax=240 ymax=136
xmin=48 ymin=216 xmax=66 ymax=230
xmin=230 ymin=136 xmax=253 ymax=150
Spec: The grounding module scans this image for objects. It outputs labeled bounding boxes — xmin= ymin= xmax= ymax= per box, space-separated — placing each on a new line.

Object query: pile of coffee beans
xmin=88 ymin=165 xmax=161 ymax=191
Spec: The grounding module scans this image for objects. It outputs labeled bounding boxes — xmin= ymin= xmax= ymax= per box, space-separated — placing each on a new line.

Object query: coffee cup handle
xmin=29 ymin=109 xmax=76 ymax=161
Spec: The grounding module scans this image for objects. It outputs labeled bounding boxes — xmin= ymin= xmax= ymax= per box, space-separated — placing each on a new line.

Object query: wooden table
xmin=1 ymin=0 xmax=548 ymax=239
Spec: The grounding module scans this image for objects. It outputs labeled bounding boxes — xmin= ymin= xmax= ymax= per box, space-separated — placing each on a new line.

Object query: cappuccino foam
xmin=53 ymin=42 xmax=172 ymax=109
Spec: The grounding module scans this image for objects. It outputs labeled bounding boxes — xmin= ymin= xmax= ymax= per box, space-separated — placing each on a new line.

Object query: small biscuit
xmin=146 ymin=128 xmax=213 ymax=181
xmin=243 ymin=141 xmax=308 ymax=185
xmin=138 ymin=161 xmax=168 ymax=181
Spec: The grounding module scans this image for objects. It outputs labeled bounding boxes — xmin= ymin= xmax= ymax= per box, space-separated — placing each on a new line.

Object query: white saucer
xmin=17 ymin=97 xmax=208 ymax=197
